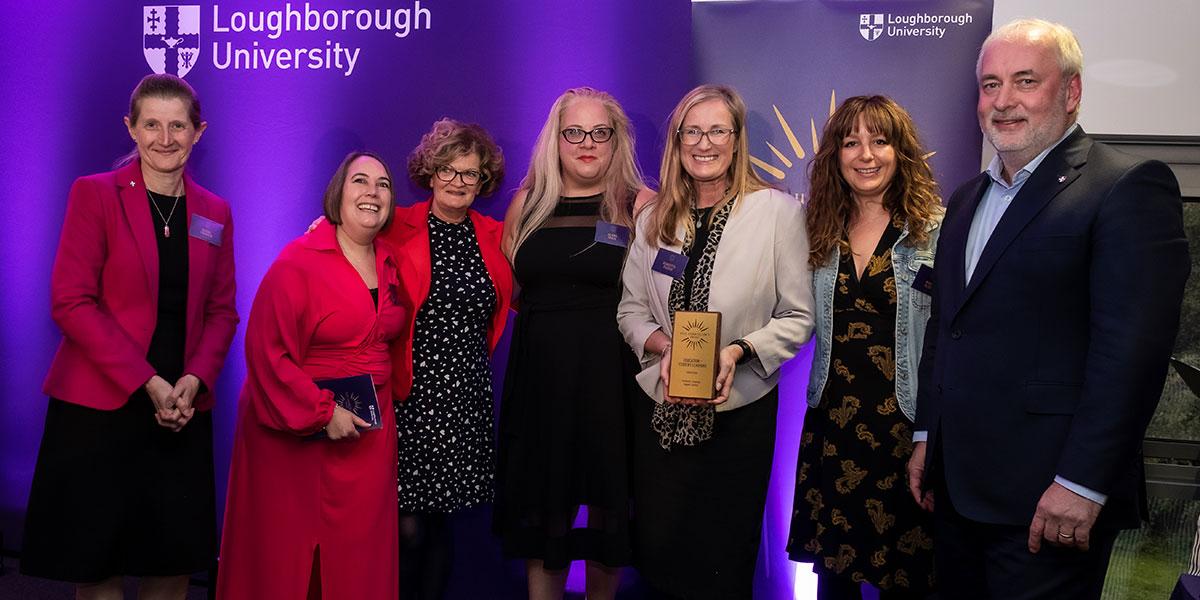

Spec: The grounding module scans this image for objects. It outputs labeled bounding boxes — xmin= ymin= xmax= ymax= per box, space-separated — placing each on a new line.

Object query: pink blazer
xmin=380 ymin=198 xmax=513 ymax=403
xmin=42 ymin=160 xmax=238 ymax=411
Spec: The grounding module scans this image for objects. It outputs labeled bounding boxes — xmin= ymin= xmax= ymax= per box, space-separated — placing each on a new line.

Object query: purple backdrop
xmin=0 ymin=0 xmax=996 ymax=597
xmin=0 ymin=0 xmax=691 ymax=557
xmin=691 ymin=1 xmax=993 ymax=597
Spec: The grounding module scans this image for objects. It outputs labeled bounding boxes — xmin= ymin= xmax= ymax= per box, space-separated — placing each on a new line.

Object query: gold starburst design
xmin=750 ymin=90 xmax=936 ymax=201
xmin=680 ymin=319 xmax=710 ymax=351
xmin=335 ymin=392 xmax=363 ymax=415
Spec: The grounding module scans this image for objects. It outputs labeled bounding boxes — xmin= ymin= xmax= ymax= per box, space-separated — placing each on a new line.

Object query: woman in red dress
xmin=217 ymin=152 xmax=407 ymax=599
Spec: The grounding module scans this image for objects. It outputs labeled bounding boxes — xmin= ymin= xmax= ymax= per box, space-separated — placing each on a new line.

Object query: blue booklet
xmin=304 ymin=374 xmax=382 ymax=440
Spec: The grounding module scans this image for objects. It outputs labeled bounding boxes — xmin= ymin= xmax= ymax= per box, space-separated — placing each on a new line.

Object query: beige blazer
xmin=617 ymin=188 xmax=815 ymax=411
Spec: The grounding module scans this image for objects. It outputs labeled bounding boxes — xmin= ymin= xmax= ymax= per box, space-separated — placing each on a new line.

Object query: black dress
xmin=22 ymin=192 xmax=218 ymax=582
xmin=395 ymin=213 xmax=498 ymax=512
xmin=787 ymin=222 xmax=935 ymax=593
xmin=494 ymin=194 xmax=638 ymax=569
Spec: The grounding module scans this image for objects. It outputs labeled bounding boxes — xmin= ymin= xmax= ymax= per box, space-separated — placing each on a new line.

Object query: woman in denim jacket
xmin=787 ymin=95 xmax=943 ymax=600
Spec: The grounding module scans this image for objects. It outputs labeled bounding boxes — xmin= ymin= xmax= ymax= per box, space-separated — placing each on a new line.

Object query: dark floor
xmin=0 ymin=504 xmax=657 ymax=599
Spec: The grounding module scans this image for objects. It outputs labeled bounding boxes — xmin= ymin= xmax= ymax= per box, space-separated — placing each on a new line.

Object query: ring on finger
xmin=1058 ymin=532 xmax=1074 ymax=539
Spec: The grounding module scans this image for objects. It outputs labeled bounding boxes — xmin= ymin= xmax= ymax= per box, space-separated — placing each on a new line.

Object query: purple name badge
xmin=188 ymin=214 xmax=224 ymax=246
xmin=594 ymin=221 xmax=631 ymax=247
xmin=652 ymin=248 xmax=688 ymax=279
xmin=912 ymin=264 xmax=934 ymax=295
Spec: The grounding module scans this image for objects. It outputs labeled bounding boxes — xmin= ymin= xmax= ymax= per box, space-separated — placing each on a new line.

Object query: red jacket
xmin=42 ymin=160 xmax=238 ymax=411
xmin=380 ymin=198 xmax=513 ymax=402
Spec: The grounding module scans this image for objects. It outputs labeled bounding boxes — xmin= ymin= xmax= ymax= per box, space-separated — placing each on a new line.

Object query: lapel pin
xmin=131 ymin=181 xmax=137 ymax=186
xmin=1057 ymin=175 xmax=1067 ymax=183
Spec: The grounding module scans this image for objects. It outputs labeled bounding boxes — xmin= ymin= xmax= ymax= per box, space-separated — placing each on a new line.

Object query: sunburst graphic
xmin=750 ymin=90 xmax=936 ymax=203
xmin=335 ymin=392 xmax=363 ymax=415
xmin=681 ymin=319 xmax=710 ymax=351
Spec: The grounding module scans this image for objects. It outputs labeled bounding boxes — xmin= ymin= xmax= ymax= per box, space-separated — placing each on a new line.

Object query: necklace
xmin=147 ymin=190 xmax=183 ymax=238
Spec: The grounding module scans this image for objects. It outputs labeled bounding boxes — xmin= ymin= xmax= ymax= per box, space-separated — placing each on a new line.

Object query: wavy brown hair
xmin=806 ymin=95 xmax=941 ymax=268
xmin=407 ymin=119 xmax=505 ymax=197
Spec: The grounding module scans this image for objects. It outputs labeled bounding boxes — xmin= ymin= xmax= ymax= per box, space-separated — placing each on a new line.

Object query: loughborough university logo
xmin=859 ymin=14 xmax=884 ymax=41
xmin=143 ymin=6 xmax=200 ymax=77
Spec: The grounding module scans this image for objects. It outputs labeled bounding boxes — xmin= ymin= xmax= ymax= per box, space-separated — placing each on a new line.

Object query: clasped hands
xmin=144 ymin=373 xmax=202 ymax=432
xmin=906 ymin=441 xmax=1103 ymax=553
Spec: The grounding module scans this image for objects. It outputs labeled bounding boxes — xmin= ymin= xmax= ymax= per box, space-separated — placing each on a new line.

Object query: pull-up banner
xmin=691 ymin=1 xmax=992 ymax=597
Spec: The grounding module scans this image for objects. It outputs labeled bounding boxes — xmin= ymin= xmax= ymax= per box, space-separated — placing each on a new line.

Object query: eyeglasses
xmin=434 ymin=165 xmax=485 ymax=185
xmin=678 ymin=127 xmax=737 ymax=146
xmin=560 ymin=127 xmax=614 ymax=144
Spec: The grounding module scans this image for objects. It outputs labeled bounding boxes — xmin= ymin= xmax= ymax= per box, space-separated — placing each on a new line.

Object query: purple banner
xmin=0 ymin=0 xmax=692 ymax=561
xmin=691 ymin=1 xmax=992 ymax=597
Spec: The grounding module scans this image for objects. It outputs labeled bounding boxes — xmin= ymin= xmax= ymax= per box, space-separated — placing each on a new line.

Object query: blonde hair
xmin=510 ymin=87 xmax=647 ymax=254
xmin=646 ymin=85 xmax=771 ymax=248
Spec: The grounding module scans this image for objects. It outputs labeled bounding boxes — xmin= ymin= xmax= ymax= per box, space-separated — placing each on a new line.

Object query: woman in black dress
xmin=787 ymin=95 xmax=943 ymax=599
xmin=496 ymin=87 xmax=654 ymax=600
xmin=383 ymin=119 xmax=513 ymax=600
xmin=21 ymin=74 xmax=237 ymax=599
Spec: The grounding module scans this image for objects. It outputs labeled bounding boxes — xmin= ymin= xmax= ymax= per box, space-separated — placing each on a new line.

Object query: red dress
xmin=217 ymin=221 xmax=407 ymax=600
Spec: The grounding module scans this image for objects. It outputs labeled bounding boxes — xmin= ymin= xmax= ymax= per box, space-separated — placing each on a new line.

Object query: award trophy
xmin=668 ymin=311 xmax=722 ymax=399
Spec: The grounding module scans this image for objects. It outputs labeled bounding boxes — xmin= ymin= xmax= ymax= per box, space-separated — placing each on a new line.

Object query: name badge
xmin=594 ymin=221 xmax=630 ymax=247
xmin=911 ymin=264 xmax=934 ymax=295
xmin=188 ymin=215 xmax=224 ymax=246
xmin=652 ymin=248 xmax=688 ymax=279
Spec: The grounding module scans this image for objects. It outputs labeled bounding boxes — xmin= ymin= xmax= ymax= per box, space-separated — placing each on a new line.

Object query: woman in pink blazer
xmin=21 ymin=74 xmax=237 ymax=600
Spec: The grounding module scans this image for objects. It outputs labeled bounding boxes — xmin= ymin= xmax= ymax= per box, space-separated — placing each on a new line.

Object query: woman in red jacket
xmin=218 ymin=151 xmax=406 ymax=599
xmin=382 ymin=119 xmax=513 ymax=600
xmin=22 ymin=74 xmax=238 ymax=600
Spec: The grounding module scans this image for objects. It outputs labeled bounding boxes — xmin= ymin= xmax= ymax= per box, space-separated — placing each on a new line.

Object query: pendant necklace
xmin=147 ymin=189 xmax=182 ymax=238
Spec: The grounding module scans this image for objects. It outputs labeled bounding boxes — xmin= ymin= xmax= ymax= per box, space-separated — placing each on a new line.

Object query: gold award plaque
xmin=668 ymin=311 xmax=722 ymax=400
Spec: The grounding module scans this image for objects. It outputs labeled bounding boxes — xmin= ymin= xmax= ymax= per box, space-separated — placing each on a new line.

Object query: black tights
xmin=398 ymin=510 xmax=453 ymax=600
xmin=816 ymin=572 xmax=929 ymax=600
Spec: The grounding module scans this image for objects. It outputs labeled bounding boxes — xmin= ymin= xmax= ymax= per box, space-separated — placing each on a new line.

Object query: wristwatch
xmin=730 ymin=339 xmax=754 ymax=365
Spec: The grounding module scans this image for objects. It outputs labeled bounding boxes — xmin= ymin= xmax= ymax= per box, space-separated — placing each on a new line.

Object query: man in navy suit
xmin=906 ymin=17 xmax=1190 ymax=599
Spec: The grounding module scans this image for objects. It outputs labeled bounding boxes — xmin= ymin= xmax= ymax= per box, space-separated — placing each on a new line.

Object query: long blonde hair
xmin=646 ymin=85 xmax=771 ymax=248
xmin=510 ymin=87 xmax=647 ymax=255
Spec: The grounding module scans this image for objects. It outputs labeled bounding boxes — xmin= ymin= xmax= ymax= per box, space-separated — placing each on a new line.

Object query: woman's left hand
xmin=710 ymin=345 xmax=742 ymax=405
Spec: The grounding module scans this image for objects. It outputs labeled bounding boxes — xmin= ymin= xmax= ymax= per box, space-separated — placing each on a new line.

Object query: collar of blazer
xmin=115 ymin=159 xmax=214 ymax=312
xmin=385 ymin=197 xmax=503 ymax=305
xmin=952 ymin=126 xmax=1090 ymax=315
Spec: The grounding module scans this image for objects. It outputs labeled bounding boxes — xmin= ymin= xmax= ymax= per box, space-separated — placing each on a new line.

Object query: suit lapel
xmin=470 ymin=212 xmax=506 ymax=299
xmin=959 ymin=129 xmax=1090 ymax=310
xmin=118 ymin=162 xmax=159 ymax=304
xmin=184 ymin=174 xmax=212 ymax=340
xmin=397 ymin=200 xmax=432 ymax=307
xmin=940 ymin=174 xmax=987 ymax=318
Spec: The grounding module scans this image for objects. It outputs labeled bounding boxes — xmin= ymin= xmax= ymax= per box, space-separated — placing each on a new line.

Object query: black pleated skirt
xmin=20 ymin=393 xmax=217 ymax=582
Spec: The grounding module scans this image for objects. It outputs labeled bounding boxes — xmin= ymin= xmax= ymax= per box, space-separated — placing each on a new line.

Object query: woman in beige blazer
xmin=617 ymin=84 xmax=815 ymax=600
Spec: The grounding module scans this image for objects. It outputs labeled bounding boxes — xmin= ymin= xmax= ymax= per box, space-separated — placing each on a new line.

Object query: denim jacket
xmin=806 ymin=217 xmax=941 ymax=422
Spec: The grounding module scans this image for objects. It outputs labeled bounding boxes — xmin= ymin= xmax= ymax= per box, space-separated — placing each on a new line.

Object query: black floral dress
xmin=395 ymin=213 xmax=498 ymax=512
xmin=788 ymin=222 xmax=935 ymax=593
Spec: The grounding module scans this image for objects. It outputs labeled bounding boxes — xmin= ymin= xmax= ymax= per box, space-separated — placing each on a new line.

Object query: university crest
xmin=143 ymin=5 xmax=200 ymax=77
xmin=859 ymin=14 xmax=884 ymax=41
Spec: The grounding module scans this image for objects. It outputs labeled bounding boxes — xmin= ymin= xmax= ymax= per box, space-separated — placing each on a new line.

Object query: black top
xmin=145 ymin=190 xmax=188 ymax=382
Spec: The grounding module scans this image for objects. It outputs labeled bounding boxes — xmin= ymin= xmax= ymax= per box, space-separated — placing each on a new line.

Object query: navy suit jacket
xmin=915 ymin=127 xmax=1190 ymax=529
